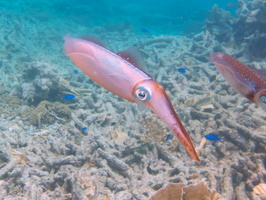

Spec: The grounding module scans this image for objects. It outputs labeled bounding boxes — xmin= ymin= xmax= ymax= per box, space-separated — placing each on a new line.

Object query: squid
xmin=210 ymin=53 xmax=266 ymax=110
xmin=64 ymin=35 xmax=200 ymax=162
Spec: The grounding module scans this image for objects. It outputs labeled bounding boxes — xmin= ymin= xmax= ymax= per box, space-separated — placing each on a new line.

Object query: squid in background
xmin=210 ymin=53 xmax=266 ymax=110
xmin=64 ymin=35 xmax=200 ymax=162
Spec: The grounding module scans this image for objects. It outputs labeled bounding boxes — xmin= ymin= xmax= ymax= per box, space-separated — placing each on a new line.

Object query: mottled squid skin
xmin=210 ymin=53 xmax=266 ymax=110
xmin=64 ymin=35 xmax=200 ymax=162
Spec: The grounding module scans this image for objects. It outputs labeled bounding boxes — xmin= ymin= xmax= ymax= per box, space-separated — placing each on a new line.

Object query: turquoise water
xmin=1 ymin=0 xmax=238 ymax=35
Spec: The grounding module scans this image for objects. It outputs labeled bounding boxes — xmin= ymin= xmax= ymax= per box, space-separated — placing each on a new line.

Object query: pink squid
xmin=64 ymin=35 xmax=200 ymax=162
xmin=210 ymin=53 xmax=266 ymax=110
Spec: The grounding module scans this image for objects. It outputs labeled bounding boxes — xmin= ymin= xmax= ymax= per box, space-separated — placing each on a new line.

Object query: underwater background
xmin=1 ymin=0 xmax=266 ymax=199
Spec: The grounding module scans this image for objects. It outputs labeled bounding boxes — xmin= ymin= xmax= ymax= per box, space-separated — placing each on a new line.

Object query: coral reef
xmin=1 ymin=30 xmax=266 ymax=198
xmin=205 ymin=0 xmax=266 ymax=59
xmin=0 ymin=0 xmax=266 ymax=199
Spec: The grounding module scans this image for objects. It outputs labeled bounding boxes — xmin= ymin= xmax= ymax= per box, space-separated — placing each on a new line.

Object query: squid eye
xmin=135 ymin=86 xmax=151 ymax=102
xmin=260 ymin=96 xmax=266 ymax=104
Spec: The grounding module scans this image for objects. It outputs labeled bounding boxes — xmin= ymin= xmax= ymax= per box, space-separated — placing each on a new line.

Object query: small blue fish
xmin=141 ymin=28 xmax=149 ymax=33
xmin=177 ymin=68 xmax=186 ymax=73
xmin=74 ymin=70 xmax=79 ymax=74
xmin=81 ymin=127 xmax=87 ymax=130
xmin=63 ymin=94 xmax=75 ymax=100
xmin=165 ymin=134 xmax=174 ymax=141
xmin=204 ymin=134 xmax=221 ymax=141
xmin=127 ymin=131 xmax=131 ymax=136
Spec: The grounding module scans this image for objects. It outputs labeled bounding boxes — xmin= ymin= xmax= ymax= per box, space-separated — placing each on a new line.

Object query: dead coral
xmin=0 ymin=150 xmax=27 ymax=179
xmin=205 ymin=0 xmax=266 ymax=59
xmin=11 ymin=61 xmax=79 ymax=106
xmin=204 ymin=4 xmax=233 ymax=43
xmin=97 ymin=149 xmax=129 ymax=177
xmin=11 ymin=61 xmax=61 ymax=105
xmin=71 ymin=172 xmax=99 ymax=200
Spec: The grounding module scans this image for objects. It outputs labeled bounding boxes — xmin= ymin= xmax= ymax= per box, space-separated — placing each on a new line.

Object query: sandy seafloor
xmin=0 ymin=0 xmax=266 ymax=199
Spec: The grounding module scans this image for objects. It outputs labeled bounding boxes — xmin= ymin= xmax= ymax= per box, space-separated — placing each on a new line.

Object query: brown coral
xmin=29 ymin=100 xmax=72 ymax=127
xmin=252 ymin=183 xmax=266 ymax=199
xmin=150 ymin=181 xmax=219 ymax=200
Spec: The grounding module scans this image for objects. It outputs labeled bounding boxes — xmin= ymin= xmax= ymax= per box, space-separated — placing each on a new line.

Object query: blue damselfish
xmin=63 ymin=94 xmax=76 ymax=100
xmin=177 ymin=68 xmax=186 ymax=73
xmin=204 ymin=134 xmax=221 ymax=141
